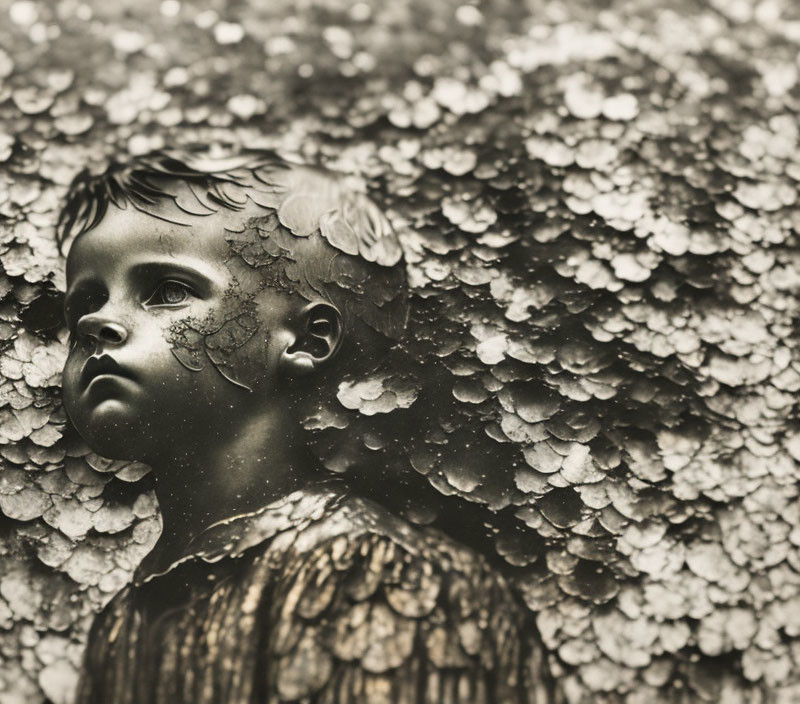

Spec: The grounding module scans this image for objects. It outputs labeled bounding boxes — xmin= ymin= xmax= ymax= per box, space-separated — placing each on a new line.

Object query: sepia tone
xmin=57 ymin=149 xmax=555 ymax=702
xmin=0 ymin=0 xmax=799 ymax=702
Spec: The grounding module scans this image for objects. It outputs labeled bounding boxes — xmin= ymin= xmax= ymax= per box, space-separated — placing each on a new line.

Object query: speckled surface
xmin=0 ymin=0 xmax=799 ymax=701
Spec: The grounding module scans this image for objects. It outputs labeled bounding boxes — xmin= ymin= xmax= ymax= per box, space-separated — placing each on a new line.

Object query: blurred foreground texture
xmin=1 ymin=0 xmax=800 ymax=702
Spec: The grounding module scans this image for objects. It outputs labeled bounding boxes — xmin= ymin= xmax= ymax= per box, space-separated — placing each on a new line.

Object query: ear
xmin=280 ymin=302 xmax=344 ymax=376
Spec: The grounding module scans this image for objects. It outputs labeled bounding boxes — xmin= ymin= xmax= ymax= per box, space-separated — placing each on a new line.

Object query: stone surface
xmin=0 ymin=0 xmax=799 ymax=701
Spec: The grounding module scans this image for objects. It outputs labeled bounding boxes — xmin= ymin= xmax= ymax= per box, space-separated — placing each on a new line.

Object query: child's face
xmin=62 ymin=192 xmax=296 ymax=462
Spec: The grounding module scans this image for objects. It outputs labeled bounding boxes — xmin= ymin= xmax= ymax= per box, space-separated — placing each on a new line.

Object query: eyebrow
xmin=128 ymin=260 xmax=220 ymax=292
xmin=65 ymin=259 xmax=222 ymax=308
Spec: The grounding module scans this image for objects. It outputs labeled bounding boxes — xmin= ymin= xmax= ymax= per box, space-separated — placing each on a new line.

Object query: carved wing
xmin=262 ymin=530 xmax=555 ymax=704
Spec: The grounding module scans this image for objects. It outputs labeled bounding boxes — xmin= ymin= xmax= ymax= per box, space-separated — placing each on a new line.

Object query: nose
xmin=76 ymin=313 xmax=128 ymax=346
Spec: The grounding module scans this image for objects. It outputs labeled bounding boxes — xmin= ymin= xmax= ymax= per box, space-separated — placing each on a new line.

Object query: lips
xmin=80 ymin=354 xmax=137 ymax=389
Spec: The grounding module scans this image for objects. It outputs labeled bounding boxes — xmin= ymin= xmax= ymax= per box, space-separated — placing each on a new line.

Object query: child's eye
xmin=145 ymin=280 xmax=194 ymax=307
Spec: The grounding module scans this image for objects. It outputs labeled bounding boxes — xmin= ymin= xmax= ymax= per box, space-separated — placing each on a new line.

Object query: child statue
xmin=58 ymin=150 xmax=556 ymax=703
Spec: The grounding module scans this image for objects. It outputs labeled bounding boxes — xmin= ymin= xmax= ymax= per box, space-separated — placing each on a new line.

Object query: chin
xmin=72 ymin=401 xmax=148 ymax=461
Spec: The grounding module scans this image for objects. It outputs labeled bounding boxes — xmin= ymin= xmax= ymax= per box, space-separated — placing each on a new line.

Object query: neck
xmin=144 ymin=408 xmax=317 ymax=573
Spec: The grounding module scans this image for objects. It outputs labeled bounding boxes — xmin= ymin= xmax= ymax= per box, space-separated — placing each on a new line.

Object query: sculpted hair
xmin=58 ymin=149 xmax=409 ymax=342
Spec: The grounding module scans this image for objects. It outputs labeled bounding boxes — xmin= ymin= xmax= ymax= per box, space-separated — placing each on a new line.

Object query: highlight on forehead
xmin=56 ymin=149 xmax=404 ymax=268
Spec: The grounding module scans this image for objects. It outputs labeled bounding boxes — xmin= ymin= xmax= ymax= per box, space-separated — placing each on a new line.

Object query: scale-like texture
xmin=0 ymin=0 xmax=799 ymax=701
xmin=79 ymin=484 xmax=553 ymax=704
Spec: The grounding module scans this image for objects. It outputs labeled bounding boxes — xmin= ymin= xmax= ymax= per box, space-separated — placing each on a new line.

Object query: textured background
xmin=1 ymin=0 xmax=800 ymax=701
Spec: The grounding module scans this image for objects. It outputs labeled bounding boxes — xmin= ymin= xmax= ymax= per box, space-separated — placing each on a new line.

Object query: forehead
xmin=65 ymin=193 xmax=266 ymax=284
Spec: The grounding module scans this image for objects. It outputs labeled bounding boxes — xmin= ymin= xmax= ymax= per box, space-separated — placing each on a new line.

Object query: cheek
xmin=164 ymin=301 xmax=264 ymax=391
xmin=229 ymin=327 xmax=274 ymax=383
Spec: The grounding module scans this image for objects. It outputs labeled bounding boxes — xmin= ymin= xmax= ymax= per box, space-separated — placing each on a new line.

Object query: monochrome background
xmin=0 ymin=0 xmax=799 ymax=701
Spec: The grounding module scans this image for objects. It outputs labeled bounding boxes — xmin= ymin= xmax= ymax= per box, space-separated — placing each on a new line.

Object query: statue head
xmin=58 ymin=150 xmax=408 ymax=464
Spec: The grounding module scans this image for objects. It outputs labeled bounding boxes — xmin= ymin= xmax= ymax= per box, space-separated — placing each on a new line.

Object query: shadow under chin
xmin=80 ymin=435 xmax=144 ymax=463
xmin=71 ymin=408 xmax=151 ymax=463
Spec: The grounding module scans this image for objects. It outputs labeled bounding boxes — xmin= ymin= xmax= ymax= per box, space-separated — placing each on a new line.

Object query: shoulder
xmin=268 ymin=493 xmax=518 ymax=624
xmin=260 ymin=490 xmax=487 ymax=572
xmin=259 ymin=494 xmax=540 ymax=703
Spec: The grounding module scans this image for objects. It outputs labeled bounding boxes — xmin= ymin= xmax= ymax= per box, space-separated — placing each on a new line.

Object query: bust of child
xmin=59 ymin=150 xmax=556 ymax=704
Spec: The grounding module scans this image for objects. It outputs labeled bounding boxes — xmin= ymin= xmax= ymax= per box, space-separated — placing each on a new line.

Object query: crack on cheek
xmin=166 ymin=289 xmax=263 ymax=391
